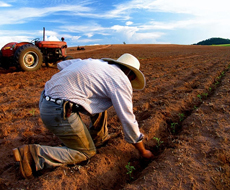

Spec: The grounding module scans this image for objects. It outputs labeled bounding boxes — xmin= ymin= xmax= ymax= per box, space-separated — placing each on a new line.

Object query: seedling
xmin=179 ymin=113 xmax=185 ymax=122
xmin=153 ymin=137 xmax=164 ymax=149
xmin=171 ymin=123 xmax=178 ymax=133
xmin=29 ymin=109 xmax=35 ymax=116
xmin=202 ymin=93 xmax=208 ymax=98
xmin=215 ymin=81 xmax=220 ymax=86
xmin=197 ymin=94 xmax=202 ymax=101
xmin=194 ymin=106 xmax=198 ymax=110
xmin=216 ymin=72 xmax=225 ymax=79
xmin=125 ymin=162 xmax=135 ymax=179
xmin=221 ymin=71 xmax=225 ymax=77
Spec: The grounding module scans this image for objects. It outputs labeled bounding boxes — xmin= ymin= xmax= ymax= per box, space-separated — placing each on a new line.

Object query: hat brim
xmin=102 ymin=58 xmax=146 ymax=90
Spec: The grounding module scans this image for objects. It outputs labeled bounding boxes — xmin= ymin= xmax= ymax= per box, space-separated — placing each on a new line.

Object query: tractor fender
xmin=1 ymin=42 xmax=17 ymax=57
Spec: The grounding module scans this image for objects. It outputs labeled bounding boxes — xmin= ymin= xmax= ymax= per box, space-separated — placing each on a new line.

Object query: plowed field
xmin=0 ymin=44 xmax=230 ymax=190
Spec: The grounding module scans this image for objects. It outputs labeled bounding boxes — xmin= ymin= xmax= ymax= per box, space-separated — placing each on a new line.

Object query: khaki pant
xmin=29 ymin=93 xmax=108 ymax=171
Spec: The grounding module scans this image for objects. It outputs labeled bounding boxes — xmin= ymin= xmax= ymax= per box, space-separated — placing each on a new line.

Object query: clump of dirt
xmin=0 ymin=44 xmax=230 ymax=189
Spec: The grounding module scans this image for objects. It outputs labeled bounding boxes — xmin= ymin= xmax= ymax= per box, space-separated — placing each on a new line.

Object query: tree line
xmin=194 ymin=37 xmax=230 ymax=45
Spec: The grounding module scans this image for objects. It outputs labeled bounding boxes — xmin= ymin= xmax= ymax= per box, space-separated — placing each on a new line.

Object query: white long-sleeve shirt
xmin=44 ymin=58 xmax=143 ymax=144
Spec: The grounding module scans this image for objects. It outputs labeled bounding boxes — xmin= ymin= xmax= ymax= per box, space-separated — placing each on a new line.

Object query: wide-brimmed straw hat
xmin=102 ymin=53 xmax=146 ymax=90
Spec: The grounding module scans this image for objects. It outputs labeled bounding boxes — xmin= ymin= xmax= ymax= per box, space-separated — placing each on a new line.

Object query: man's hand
xmin=133 ymin=141 xmax=154 ymax=159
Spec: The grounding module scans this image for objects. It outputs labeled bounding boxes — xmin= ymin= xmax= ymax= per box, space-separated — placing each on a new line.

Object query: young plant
xmin=125 ymin=162 xmax=135 ymax=179
xmin=197 ymin=94 xmax=202 ymax=101
xmin=179 ymin=113 xmax=185 ymax=122
xmin=29 ymin=109 xmax=35 ymax=116
xmin=153 ymin=137 xmax=164 ymax=149
xmin=215 ymin=81 xmax=220 ymax=86
xmin=221 ymin=71 xmax=225 ymax=77
xmin=171 ymin=122 xmax=178 ymax=133
xmin=202 ymin=93 xmax=208 ymax=98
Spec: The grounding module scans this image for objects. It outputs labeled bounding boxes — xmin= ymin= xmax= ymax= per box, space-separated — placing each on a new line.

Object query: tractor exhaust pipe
xmin=43 ymin=27 xmax=45 ymax=41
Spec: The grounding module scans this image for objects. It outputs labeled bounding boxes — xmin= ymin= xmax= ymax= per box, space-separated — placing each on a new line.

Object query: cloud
xmin=0 ymin=4 xmax=92 ymax=26
xmin=0 ymin=36 xmax=30 ymax=48
xmin=75 ymin=38 xmax=100 ymax=44
xmin=124 ymin=0 xmax=229 ymax=17
xmin=41 ymin=30 xmax=58 ymax=37
xmin=46 ymin=35 xmax=60 ymax=41
xmin=126 ymin=21 xmax=133 ymax=26
xmin=71 ymin=36 xmax=81 ymax=41
xmin=0 ymin=1 xmax=11 ymax=7
xmin=140 ymin=19 xmax=211 ymax=31
xmin=157 ymin=0 xmax=228 ymax=17
xmin=58 ymin=22 xmax=110 ymax=37
xmin=111 ymin=25 xmax=164 ymax=43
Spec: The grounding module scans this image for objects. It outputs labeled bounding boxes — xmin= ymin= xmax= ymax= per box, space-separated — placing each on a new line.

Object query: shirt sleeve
xmin=110 ymin=83 xmax=143 ymax=144
xmin=57 ymin=59 xmax=82 ymax=71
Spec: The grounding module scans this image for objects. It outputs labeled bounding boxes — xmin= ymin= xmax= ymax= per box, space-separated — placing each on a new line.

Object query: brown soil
xmin=0 ymin=44 xmax=230 ymax=190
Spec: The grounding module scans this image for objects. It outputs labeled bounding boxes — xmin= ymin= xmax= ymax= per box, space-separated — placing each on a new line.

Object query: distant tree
xmin=194 ymin=37 xmax=230 ymax=45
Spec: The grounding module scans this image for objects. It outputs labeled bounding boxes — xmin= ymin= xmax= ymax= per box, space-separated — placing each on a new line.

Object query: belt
xmin=43 ymin=94 xmax=65 ymax=105
xmin=43 ymin=94 xmax=81 ymax=111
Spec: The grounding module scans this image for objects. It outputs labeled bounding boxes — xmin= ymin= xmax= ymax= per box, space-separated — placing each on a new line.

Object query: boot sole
xmin=12 ymin=147 xmax=28 ymax=178
xmin=13 ymin=148 xmax=22 ymax=162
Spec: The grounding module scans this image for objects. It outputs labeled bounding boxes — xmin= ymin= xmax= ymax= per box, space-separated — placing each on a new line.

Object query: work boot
xmin=94 ymin=133 xmax=119 ymax=147
xmin=13 ymin=145 xmax=35 ymax=179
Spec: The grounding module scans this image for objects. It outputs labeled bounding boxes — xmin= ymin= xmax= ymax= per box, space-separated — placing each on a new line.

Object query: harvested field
xmin=0 ymin=44 xmax=230 ymax=189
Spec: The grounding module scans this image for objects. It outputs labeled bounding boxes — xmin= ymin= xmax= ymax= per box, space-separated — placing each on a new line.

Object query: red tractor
xmin=0 ymin=28 xmax=73 ymax=71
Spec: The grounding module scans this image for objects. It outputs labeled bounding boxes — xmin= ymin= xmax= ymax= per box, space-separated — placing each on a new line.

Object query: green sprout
xmin=153 ymin=137 xmax=164 ymax=149
xmin=221 ymin=71 xmax=225 ymax=77
xmin=197 ymin=94 xmax=202 ymax=101
xmin=171 ymin=123 xmax=178 ymax=133
xmin=29 ymin=109 xmax=35 ymax=116
xmin=179 ymin=113 xmax=185 ymax=122
xmin=125 ymin=162 xmax=135 ymax=179
xmin=202 ymin=93 xmax=208 ymax=98
xmin=215 ymin=81 xmax=220 ymax=86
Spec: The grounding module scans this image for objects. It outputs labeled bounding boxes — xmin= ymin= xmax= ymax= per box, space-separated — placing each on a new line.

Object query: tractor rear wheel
xmin=14 ymin=44 xmax=43 ymax=71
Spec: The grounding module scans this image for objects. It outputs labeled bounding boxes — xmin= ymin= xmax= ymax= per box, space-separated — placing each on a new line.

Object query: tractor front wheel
xmin=64 ymin=55 xmax=74 ymax=60
xmin=45 ymin=55 xmax=74 ymax=68
xmin=14 ymin=44 xmax=43 ymax=71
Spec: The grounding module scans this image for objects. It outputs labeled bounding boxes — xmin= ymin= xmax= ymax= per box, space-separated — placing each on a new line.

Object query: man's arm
xmin=133 ymin=141 xmax=154 ymax=159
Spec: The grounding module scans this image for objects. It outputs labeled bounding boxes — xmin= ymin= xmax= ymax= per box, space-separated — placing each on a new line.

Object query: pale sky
xmin=0 ymin=0 xmax=229 ymax=48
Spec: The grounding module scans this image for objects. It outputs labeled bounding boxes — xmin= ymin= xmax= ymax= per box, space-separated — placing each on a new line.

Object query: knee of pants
xmin=85 ymin=149 xmax=97 ymax=159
